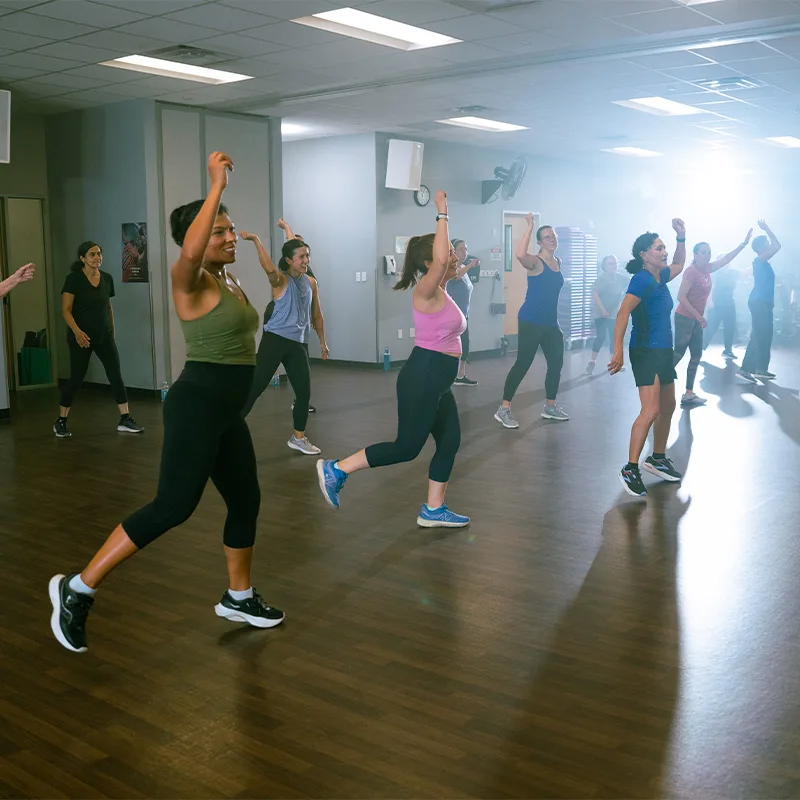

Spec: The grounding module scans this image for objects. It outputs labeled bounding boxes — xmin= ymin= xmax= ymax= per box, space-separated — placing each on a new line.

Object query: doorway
xmin=503 ymin=211 xmax=540 ymax=340
xmin=1 ymin=196 xmax=54 ymax=390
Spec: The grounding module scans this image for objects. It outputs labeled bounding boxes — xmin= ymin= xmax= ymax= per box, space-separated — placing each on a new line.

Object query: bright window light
xmin=292 ymin=7 xmax=461 ymax=51
xmin=437 ymin=116 xmax=528 ymax=132
xmin=613 ymin=96 xmax=704 ymax=116
xmin=99 ymin=55 xmax=253 ymax=84
xmin=765 ymin=136 xmax=800 ymax=148
xmin=601 ymin=146 xmax=663 ymax=158
xmin=281 ymin=122 xmax=309 ymax=136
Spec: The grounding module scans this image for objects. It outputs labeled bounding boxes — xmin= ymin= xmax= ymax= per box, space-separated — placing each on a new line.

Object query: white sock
xmin=228 ymin=587 xmax=254 ymax=601
xmin=68 ymin=574 xmax=96 ymax=596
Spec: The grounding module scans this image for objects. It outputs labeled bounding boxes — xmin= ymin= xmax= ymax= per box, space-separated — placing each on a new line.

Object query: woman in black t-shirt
xmin=54 ymin=241 xmax=143 ymax=438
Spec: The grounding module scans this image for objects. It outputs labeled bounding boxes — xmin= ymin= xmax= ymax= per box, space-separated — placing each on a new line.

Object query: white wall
xmin=283 ymin=134 xmax=378 ymax=363
xmin=160 ymin=107 xmax=272 ymax=380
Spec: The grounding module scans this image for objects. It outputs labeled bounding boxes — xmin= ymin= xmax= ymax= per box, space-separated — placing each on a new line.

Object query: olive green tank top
xmin=180 ymin=277 xmax=259 ymax=366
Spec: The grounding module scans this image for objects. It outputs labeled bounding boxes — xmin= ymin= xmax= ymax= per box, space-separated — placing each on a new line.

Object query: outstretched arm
xmin=710 ymin=228 xmax=753 ymax=272
xmin=277 ymin=218 xmax=296 ymax=241
xmin=415 ymin=190 xmax=452 ymax=301
xmin=757 ymin=219 xmax=781 ymax=261
xmin=0 ymin=263 xmax=34 ymax=299
xmin=171 ymin=151 xmax=232 ymax=294
xmin=515 ymin=213 xmax=538 ymax=271
xmin=454 ymin=257 xmax=478 ymax=280
xmin=239 ymin=231 xmax=284 ymax=289
xmin=668 ymin=218 xmax=687 ymax=281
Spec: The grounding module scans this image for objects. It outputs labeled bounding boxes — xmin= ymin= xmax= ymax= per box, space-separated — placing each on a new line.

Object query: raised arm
xmin=277 ymin=218 xmax=296 ymax=241
xmin=239 ymin=230 xmax=285 ymax=289
xmin=710 ymin=228 xmax=753 ymax=272
xmin=171 ymin=151 xmax=232 ymax=295
xmin=668 ymin=218 xmax=687 ymax=281
xmin=308 ymin=276 xmax=329 ymax=360
xmin=757 ymin=219 xmax=781 ymax=260
xmin=0 ymin=263 xmax=34 ymax=299
xmin=454 ymin=256 xmax=478 ymax=281
xmin=415 ymin=190 xmax=452 ymax=301
xmin=516 ymin=213 xmax=538 ymax=271
xmin=608 ymin=293 xmax=641 ymax=374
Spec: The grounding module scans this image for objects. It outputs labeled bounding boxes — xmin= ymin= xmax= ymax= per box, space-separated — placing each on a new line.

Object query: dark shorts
xmin=629 ymin=347 xmax=676 ymax=387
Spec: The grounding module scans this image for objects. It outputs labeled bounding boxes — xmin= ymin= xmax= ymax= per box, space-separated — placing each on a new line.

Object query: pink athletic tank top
xmin=413 ymin=291 xmax=466 ymax=356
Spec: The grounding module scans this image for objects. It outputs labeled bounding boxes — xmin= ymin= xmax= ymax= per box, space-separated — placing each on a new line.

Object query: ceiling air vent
xmin=146 ymin=45 xmax=226 ymax=65
xmin=692 ymin=76 xmax=764 ymax=91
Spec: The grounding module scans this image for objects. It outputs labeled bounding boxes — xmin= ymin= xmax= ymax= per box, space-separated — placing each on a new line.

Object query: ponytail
xmin=627 ymin=232 xmax=658 ymax=274
xmin=394 ymin=233 xmax=434 ymax=291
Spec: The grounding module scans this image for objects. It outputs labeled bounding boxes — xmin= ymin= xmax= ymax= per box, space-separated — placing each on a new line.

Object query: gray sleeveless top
xmin=265 ymin=273 xmax=312 ymax=343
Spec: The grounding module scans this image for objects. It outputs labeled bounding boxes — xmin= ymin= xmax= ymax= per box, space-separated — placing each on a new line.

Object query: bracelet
xmin=436 ymin=213 xmax=449 ymax=221
xmin=676 ymin=237 xmax=686 ymax=242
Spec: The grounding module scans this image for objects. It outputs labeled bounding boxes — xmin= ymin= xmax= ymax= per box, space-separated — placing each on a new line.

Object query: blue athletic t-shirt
xmin=750 ymin=257 xmax=775 ymax=306
xmin=627 ymin=267 xmax=674 ymax=349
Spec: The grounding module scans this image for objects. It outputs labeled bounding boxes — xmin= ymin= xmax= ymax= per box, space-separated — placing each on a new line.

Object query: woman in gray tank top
xmin=239 ymin=224 xmax=328 ymax=455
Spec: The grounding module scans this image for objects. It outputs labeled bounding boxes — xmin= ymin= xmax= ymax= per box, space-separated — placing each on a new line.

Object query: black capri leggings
xmin=122 ymin=362 xmax=260 ymax=550
xmin=365 ymin=347 xmax=460 ymax=483
xmin=503 ymin=321 xmax=564 ymax=402
xmin=241 ymin=332 xmax=311 ymax=430
xmin=60 ymin=332 xmax=128 ymax=407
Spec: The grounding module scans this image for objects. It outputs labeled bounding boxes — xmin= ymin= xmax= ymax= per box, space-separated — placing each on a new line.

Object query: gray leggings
xmin=673 ymin=313 xmax=703 ymax=390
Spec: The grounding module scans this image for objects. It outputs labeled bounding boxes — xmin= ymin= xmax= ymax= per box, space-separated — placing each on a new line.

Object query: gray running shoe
xmin=541 ymin=404 xmax=569 ymax=421
xmin=287 ymin=436 xmax=321 ymax=455
xmin=493 ymin=406 xmax=519 ymax=429
xmin=680 ymin=393 xmax=707 ymax=406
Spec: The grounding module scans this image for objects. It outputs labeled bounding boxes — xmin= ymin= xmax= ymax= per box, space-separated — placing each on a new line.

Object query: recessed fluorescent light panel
xmin=437 ymin=116 xmax=528 ymax=132
xmin=292 ymin=7 xmax=461 ymax=51
xmin=675 ymin=0 xmax=725 ymax=5
xmin=99 ymin=55 xmax=252 ymax=84
xmin=765 ymin=136 xmax=800 ymax=148
xmin=602 ymin=147 xmax=663 ymax=158
xmin=613 ymin=96 xmax=703 ymax=116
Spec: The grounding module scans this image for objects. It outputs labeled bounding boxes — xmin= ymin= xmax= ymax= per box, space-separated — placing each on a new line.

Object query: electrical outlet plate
xmin=410 ymin=327 xmax=415 ymax=338
xmin=397 ymin=329 xmax=403 ymax=339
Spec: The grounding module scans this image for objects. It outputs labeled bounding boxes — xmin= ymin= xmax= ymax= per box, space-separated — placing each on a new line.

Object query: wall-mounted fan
xmin=481 ymin=156 xmax=528 ymax=204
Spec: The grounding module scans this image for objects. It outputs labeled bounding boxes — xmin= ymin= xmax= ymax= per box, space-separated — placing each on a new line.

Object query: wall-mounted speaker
xmin=385 ymin=138 xmax=423 ymax=191
xmin=0 ymin=90 xmax=10 ymax=164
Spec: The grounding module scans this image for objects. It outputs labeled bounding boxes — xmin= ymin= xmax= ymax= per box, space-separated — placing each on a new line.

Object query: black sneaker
xmin=722 ymin=349 xmax=736 ymax=359
xmin=214 ymin=589 xmax=284 ymax=628
xmin=53 ymin=418 xmax=71 ymax=438
xmin=642 ymin=455 xmax=682 ymax=483
xmin=619 ymin=465 xmax=647 ymax=497
xmin=117 ymin=414 xmax=144 ymax=433
xmin=737 ymin=370 xmax=758 ymax=384
xmin=48 ymin=573 xmax=94 ymax=653
xmin=454 ymin=376 xmax=478 ymax=386
xmin=291 ymin=401 xmax=317 ymax=413
xmin=753 ymin=370 xmax=776 ymax=380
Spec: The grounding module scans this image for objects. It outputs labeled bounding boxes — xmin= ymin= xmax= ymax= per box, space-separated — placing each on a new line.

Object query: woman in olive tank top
xmin=48 ymin=152 xmax=284 ymax=654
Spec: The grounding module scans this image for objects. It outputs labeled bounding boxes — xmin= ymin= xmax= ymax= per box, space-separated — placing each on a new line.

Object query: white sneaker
xmin=288 ymin=436 xmax=321 ymax=455
xmin=680 ymin=392 xmax=707 ymax=406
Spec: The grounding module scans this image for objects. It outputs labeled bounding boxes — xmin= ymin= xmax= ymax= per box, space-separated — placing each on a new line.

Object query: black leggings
xmin=741 ymin=300 xmax=774 ymax=374
xmin=242 ymin=332 xmax=311 ymax=430
xmin=60 ymin=333 xmax=128 ymax=407
xmin=365 ymin=347 xmax=460 ymax=483
xmin=503 ymin=321 xmax=564 ymax=402
xmin=592 ymin=317 xmax=615 ymax=354
xmin=123 ymin=362 xmax=259 ymax=550
xmin=704 ymin=303 xmax=736 ymax=351
xmin=673 ymin=313 xmax=703 ymax=390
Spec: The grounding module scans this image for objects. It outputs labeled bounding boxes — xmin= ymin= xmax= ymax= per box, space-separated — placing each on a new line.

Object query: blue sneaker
xmin=416 ymin=503 xmax=470 ymax=528
xmin=316 ymin=459 xmax=347 ymax=509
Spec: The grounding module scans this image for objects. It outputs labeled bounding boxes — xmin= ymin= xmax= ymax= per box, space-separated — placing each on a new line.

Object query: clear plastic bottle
xmin=383 ymin=347 xmax=390 ymax=371
xmin=160 ymin=381 xmax=169 ymax=401
xmin=272 ymin=372 xmax=280 ymax=387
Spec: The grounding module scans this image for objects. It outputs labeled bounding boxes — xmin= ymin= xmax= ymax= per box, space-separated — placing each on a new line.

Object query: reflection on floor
xmin=1 ymin=343 xmax=798 ymax=798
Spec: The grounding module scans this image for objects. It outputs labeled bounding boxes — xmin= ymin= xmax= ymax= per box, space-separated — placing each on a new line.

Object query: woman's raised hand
xmin=208 ymin=151 xmax=233 ymax=189
xmin=671 ymin=217 xmax=686 ymax=239
xmin=238 ymin=230 xmax=259 ymax=242
xmin=525 ymin=212 xmax=534 ymax=227
xmin=434 ymin=190 xmax=447 ymax=214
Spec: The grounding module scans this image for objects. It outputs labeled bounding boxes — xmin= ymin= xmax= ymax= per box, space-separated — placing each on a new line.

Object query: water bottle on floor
xmin=383 ymin=347 xmax=390 ymax=371
xmin=160 ymin=381 xmax=169 ymax=401
xmin=272 ymin=372 xmax=280 ymax=387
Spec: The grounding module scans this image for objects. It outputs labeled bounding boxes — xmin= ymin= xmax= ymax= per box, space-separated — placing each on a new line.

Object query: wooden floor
xmin=2 ymin=343 xmax=800 ymax=799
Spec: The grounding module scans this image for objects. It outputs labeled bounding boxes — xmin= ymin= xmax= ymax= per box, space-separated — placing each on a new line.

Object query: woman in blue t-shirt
xmin=609 ymin=219 xmax=686 ymax=497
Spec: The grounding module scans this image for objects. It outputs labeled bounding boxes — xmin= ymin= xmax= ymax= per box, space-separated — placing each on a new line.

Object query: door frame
xmin=502 ymin=210 xmax=541 ymax=341
xmin=0 ymin=193 xmax=58 ymax=391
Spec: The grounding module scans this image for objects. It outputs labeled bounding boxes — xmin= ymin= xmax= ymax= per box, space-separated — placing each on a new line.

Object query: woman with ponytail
xmin=54 ymin=241 xmax=142 ymax=438
xmin=609 ymin=219 xmax=687 ymax=497
xmin=49 ymin=152 xmax=284 ymax=654
xmin=239 ymin=219 xmax=327 ymax=455
xmin=316 ymin=190 xmax=470 ymax=529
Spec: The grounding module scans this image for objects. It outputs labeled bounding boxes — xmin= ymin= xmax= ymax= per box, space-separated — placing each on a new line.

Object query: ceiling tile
xmin=699 ymin=0 xmax=800 ymax=24
xmin=0 ymin=64 xmax=43 ymax=80
xmin=243 ymin=20 xmax=339 ymax=46
xmin=206 ymin=57 xmax=285 ymax=77
xmin=768 ymin=34 xmax=800 ymax=57
xmin=92 ymin=0 xmax=208 ymax=13
xmin=425 ymin=12 xmax=519 ymax=40
xmin=0 ymin=52 xmax=83 ymax=71
xmin=0 ymin=10 xmax=98 ymax=38
xmin=479 ymin=30 xmax=537 ymax=54
xmin=163 ymin=3 xmax=277 ymax=31
xmin=436 ymin=41 xmax=505 ymax=64
xmin=8 ymin=79 xmax=75 ymax=97
xmin=29 ymin=0 xmax=148 ymax=25
xmin=621 ymin=6 xmax=723 ymax=35
xmin=0 ymin=0 xmax=51 ymax=8
xmin=218 ymin=0 xmax=338 ymax=19
xmin=26 ymin=41 xmax=121 ymax=62
xmin=0 ymin=30 xmax=52 ymax=51
xmin=189 ymin=33 xmax=288 ymax=58
xmin=628 ymin=51 xmax=715 ymax=70
xmin=91 ymin=80 xmax=171 ymax=97
xmin=37 ymin=72 xmax=113 ymax=90
xmin=258 ymin=38 xmax=390 ymax=70
xmin=113 ymin=17 xmax=218 ymax=44
xmin=58 ymin=88 xmax=131 ymax=105
xmin=659 ymin=63 xmax=746 ymax=82
xmin=731 ymin=55 xmax=800 ymax=75
xmin=68 ymin=29 xmax=171 ymax=55
xmin=60 ymin=64 xmax=142 ymax=83
xmin=693 ymin=41 xmax=783 ymax=63
xmin=348 ymin=0 xmax=471 ymax=25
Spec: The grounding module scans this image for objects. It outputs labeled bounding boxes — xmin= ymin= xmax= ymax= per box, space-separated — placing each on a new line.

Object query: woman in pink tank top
xmin=316 ymin=189 xmax=470 ymax=529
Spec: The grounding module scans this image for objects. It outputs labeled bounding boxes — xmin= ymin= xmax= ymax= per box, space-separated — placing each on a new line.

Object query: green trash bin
xmin=18 ymin=346 xmax=50 ymax=385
